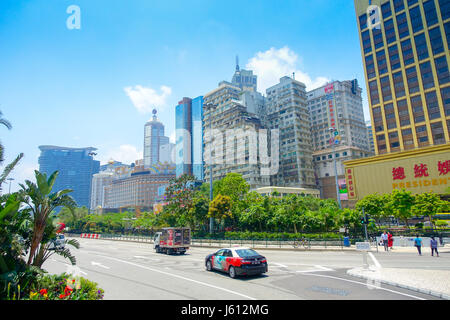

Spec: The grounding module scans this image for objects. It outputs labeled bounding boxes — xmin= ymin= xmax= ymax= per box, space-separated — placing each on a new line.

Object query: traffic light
xmin=360 ymin=214 xmax=370 ymax=224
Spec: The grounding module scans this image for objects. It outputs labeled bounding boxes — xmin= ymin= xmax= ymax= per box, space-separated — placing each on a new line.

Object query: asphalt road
xmin=41 ymin=238 xmax=447 ymax=300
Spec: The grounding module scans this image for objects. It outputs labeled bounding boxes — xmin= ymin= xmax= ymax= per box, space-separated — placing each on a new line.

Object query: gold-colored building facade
xmin=344 ymin=144 xmax=450 ymax=200
xmin=354 ymin=0 xmax=450 ymax=155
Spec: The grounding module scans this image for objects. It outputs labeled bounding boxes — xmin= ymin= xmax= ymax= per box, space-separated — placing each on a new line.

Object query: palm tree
xmin=19 ymin=170 xmax=77 ymax=266
xmin=0 ymin=110 xmax=23 ymax=192
xmin=0 ymin=111 xmax=12 ymax=131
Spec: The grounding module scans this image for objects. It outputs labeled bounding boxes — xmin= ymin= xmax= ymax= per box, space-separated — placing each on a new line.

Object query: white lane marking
xmin=314 ymin=265 xmax=334 ymax=271
xmin=273 ymin=263 xmax=288 ymax=268
xmin=91 ymin=261 xmax=110 ymax=269
xmin=92 ymin=254 xmax=256 ymax=300
xmin=133 ymin=256 xmax=160 ymax=261
xmin=368 ymin=252 xmax=382 ymax=269
xmin=304 ymin=273 xmax=426 ymax=300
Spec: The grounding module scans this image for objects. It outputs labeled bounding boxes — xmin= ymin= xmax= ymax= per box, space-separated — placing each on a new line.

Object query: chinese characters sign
xmin=345 ymin=168 xmax=356 ymax=200
xmin=391 ymin=160 xmax=450 ymax=190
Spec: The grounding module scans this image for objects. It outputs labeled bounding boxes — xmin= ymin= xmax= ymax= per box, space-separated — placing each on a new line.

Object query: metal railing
xmin=68 ymin=232 xmax=356 ymax=250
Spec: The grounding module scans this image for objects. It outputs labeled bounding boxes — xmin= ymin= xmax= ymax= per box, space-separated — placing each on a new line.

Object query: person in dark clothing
xmin=430 ymin=237 xmax=439 ymax=257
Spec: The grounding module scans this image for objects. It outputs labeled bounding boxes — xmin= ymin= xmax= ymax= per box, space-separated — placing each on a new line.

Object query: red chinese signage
xmin=345 ymin=168 xmax=356 ymax=199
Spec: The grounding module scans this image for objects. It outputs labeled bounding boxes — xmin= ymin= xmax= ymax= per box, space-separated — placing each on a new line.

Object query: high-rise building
xmin=203 ymin=81 xmax=270 ymax=189
xmin=175 ymin=96 xmax=204 ymax=180
xmin=231 ymin=56 xmax=258 ymax=92
xmin=265 ymin=76 xmax=316 ymax=188
xmin=144 ymin=109 xmax=170 ymax=167
xmin=38 ymin=145 xmax=100 ymax=208
xmin=366 ymin=120 xmax=376 ymax=152
xmin=354 ymin=0 xmax=450 ymax=155
xmin=307 ymin=80 xmax=373 ymax=201
xmin=159 ymin=143 xmax=175 ymax=164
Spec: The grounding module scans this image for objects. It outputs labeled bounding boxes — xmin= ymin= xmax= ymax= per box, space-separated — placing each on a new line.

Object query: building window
xmin=419 ymin=61 xmax=435 ymax=90
xmin=372 ymin=28 xmax=384 ymax=50
xmin=429 ymin=27 xmax=445 ymax=55
xmin=431 ymin=121 xmax=445 ymax=145
xmin=393 ymin=71 xmax=406 ymax=98
xmin=396 ymin=12 xmax=410 ymax=39
xmin=376 ymin=49 xmax=388 ymax=75
xmin=424 ymin=0 xmax=439 ymax=26
xmin=382 ymin=2 xmax=392 ymax=19
xmin=394 ymin=0 xmax=405 ymax=13
xmin=438 ymin=0 xmax=450 ymax=21
xmin=425 ymin=91 xmax=441 ymax=120
xmin=406 ymin=66 xmax=420 ymax=94
xmin=401 ymin=39 xmax=415 ymax=66
xmin=410 ymin=95 xmax=425 ymax=123
xmin=434 ymin=56 xmax=450 ymax=85
xmin=445 ymin=22 xmax=450 ymax=48
xmin=369 ymin=80 xmax=380 ymax=105
xmin=365 ymin=54 xmax=376 ymax=79
xmin=389 ymin=44 xmax=401 ymax=70
xmin=407 ymin=0 xmax=418 ymax=6
xmin=384 ymin=18 xmax=397 ymax=44
xmin=380 ymin=76 xmax=392 ymax=101
xmin=441 ymin=86 xmax=450 ymax=116
xmin=362 ymin=30 xmax=372 ymax=54
xmin=414 ymin=33 xmax=429 ymax=61
xmin=359 ymin=13 xmax=368 ymax=29
xmin=409 ymin=6 xmax=424 ymax=33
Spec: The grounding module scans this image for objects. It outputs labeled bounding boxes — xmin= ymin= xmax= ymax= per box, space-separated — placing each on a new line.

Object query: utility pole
xmin=329 ymin=128 xmax=342 ymax=209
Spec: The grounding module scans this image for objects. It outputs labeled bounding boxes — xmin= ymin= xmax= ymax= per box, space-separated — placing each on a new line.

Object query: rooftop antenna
xmin=236 ymin=55 xmax=240 ymax=72
xmin=292 ymin=72 xmax=295 ymax=80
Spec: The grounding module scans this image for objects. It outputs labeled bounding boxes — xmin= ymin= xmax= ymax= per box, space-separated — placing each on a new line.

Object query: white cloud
xmin=246 ymin=46 xmax=330 ymax=93
xmin=6 ymin=162 xmax=39 ymax=193
xmin=124 ymin=85 xmax=172 ymax=114
xmin=98 ymin=144 xmax=143 ymax=165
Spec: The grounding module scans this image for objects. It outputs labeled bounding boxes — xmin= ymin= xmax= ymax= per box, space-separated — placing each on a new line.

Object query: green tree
xmin=412 ymin=192 xmax=450 ymax=230
xmin=19 ymin=170 xmax=77 ymax=266
xmin=389 ymin=189 xmax=415 ymax=227
xmin=208 ymin=194 xmax=232 ymax=228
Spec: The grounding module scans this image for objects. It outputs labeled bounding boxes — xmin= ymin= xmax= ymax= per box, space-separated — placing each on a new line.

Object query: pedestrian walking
xmin=381 ymin=231 xmax=389 ymax=251
xmin=388 ymin=232 xmax=393 ymax=250
xmin=414 ymin=235 xmax=422 ymax=256
xmin=430 ymin=236 xmax=439 ymax=257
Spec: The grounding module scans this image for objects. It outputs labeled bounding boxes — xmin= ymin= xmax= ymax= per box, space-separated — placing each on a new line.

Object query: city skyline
xmin=1 ymin=0 xmax=370 ymax=192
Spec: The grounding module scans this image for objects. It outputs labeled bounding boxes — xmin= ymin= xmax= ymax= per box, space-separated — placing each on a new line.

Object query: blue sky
xmin=0 ymin=0 xmax=369 ymax=192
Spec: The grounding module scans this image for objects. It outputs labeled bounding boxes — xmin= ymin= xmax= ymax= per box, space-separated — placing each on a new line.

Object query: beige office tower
xmin=265 ymin=76 xmax=316 ymax=188
xmin=354 ymin=0 xmax=450 ymax=155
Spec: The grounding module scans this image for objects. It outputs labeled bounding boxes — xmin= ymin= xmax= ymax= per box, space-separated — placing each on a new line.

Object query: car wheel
xmin=206 ymin=260 xmax=212 ymax=271
xmin=229 ymin=266 xmax=236 ymax=279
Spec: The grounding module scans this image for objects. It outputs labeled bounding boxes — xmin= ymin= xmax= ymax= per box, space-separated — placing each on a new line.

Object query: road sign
xmin=356 ymin=242 xmax=371 ymax=251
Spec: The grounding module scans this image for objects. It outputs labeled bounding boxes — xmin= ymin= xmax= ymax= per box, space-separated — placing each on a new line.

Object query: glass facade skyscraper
xmin=355 ymin=0 xmax=450 ymax=155
xmin=38 ymin=145 xmax=100 ymax=209
xmin=175 ymin=96 xmax=204 ymax=180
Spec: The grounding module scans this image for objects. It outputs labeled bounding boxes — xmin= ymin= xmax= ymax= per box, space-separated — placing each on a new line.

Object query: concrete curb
xmin=346 ymin=268 xmax=450 ymax=300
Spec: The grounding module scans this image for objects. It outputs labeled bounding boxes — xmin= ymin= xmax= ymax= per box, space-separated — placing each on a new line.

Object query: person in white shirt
xmin=381 ymin=232 xmax=389 ymax=251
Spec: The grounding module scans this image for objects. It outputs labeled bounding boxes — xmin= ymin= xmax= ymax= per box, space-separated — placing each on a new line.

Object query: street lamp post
xmin=7 ymin=178 xmax=14 ymax=194
xmin=329 ymin=128 xmax=342 ymax=209
xmin=204 ymin=103 xmax=217 ymax=234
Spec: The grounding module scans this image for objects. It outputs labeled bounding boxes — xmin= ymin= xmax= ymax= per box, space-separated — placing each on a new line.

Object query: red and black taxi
xmin=204 ymin=247 xmax=268 ymax=278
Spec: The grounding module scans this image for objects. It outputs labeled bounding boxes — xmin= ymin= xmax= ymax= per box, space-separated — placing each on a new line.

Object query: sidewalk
xmin=346 ymin=245 xmax=450 ymax=300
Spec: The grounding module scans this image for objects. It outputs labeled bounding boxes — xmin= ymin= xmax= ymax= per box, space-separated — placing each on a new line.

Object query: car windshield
xmin=235 ymin=249 xmax=259 ymax=258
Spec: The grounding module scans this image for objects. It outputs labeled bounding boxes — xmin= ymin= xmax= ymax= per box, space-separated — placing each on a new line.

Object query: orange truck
xmin=153 ymin=227 xmax=191 ymax=255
